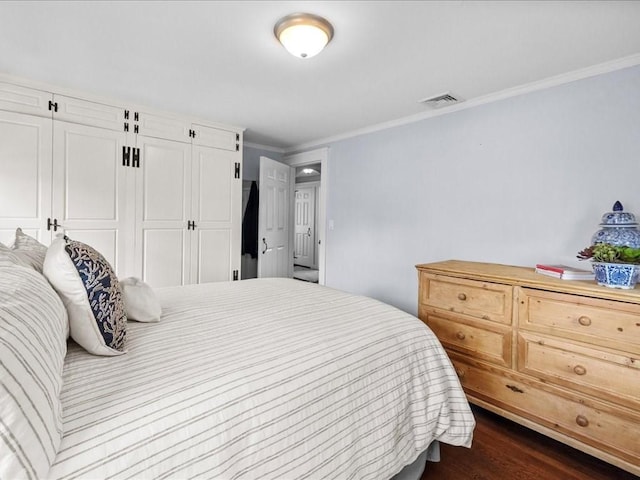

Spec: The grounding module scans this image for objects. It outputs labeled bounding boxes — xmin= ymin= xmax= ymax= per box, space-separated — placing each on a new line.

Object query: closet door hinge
xmin=48 ymin=101 xmax=58 ymax=112
xmin=234 ymin=162 xmax=240 ymax=179
xmin=187 ymin=220 xmax=197 ymax=230
xmin=122 ymin=146 xmax=131 ymax=167
xmin=132 ymin=148 xmax=140 ymax=168
xmin=47 ymin=218 xmax=59 ymax=231
xmin=235 ymin=133 xmax=240 ymax=151
xmin=233 ymin=270 xmax=239 ymax=281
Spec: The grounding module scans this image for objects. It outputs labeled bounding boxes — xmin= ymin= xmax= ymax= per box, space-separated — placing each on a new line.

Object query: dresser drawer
xmin=425 ymin=312 xmax=511 ymax=367
xmin=517 ymin=332 xmax=640 ymax=410
xmin=518 ymin=287 xmax=640 ymax=354
xmin=420 ymin=272 xmax=512 ymax=325
xmin=450 ymin=354 xmax=640 ymax=466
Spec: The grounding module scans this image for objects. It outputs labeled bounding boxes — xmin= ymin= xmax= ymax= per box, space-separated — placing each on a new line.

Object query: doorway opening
xmin=284 ymin=148 xmax=328 ymax=285
xmin=293 ymin=163 xmax=320 ymax=283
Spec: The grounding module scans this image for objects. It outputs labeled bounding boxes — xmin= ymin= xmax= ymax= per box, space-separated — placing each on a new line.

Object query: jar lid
xmin=599 ymin=201 xmax=638 ymax=226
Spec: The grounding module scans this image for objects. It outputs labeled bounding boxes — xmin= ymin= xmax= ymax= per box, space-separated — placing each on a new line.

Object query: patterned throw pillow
xmin=43 ymin=235 xmax=127 ymax=356
xmin=11 ymin=227 xmax=48 ymax=273
xmin=0 ymin=263 xmax=68 ymax=479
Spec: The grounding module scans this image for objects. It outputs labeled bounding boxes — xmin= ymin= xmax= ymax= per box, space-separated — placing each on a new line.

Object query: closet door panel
xmin=0 ymin=110 xmax=52 ymax=244
xmin=194 ymin=146 xmax=233 ymax=222
xmin=194 ymin=229 xmax=231 ymax=283
xmin=142 ymin=228 xmax=188 ymax=288
xmin=136 ymin=111 xmax=191 ymax=143
xmin=54 ymin=95 xmax=125 ymax=131
xmin=52 ymin=121 xmax=132 ymax=275
xmin=191 ymin=145 xmax=240 ymax=283
xmin=192 ymin=123 xmax=239 ymax=151
xmin=135 ymin=135 xmax=191 ymax=287
xmin=0 ymin=82 xmax=52 ymax=117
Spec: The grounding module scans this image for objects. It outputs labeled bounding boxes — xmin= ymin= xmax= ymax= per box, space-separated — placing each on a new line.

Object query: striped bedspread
xmin=48 ymin=279 xmax=474 ymax=480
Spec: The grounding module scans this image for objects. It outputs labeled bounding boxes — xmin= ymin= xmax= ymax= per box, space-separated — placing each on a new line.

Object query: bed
xmin=1 ymin=233 xmax=475 ymax=480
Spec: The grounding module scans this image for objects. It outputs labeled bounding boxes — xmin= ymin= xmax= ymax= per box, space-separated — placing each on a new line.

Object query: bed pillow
xmin=43 ymin=235 xmax=127 ymax=356
xmin=11 ymin=227 xmax=48 ymax=273
xmin=0 ymin=241 xmax=32 ymax=269
xmin=120 ymin=277 xmax=162 ymax=322
xmin=0 ymin=263 xmax=68 ymax=479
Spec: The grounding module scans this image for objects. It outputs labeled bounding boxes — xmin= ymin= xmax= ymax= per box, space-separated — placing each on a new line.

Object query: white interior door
xmin=294 ymin=186 xmax=316 ymax=268
xmin=283 ymin=148 xmax=328 ymax=285
xmin=258 ymin=156 xmax=292 ymax=278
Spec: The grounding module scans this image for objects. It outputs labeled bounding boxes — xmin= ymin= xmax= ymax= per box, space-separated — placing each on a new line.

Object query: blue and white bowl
xmin=592 ymin=262 xmax=640 ymax=289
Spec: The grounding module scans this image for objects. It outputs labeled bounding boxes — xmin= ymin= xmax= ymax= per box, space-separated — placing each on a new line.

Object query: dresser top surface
xmin=416 ymin=260 xmax=640 ymax=304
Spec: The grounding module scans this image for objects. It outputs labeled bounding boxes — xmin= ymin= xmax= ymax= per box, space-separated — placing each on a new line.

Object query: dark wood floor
xmin=423 ymin=406 xmax=638 ymax=480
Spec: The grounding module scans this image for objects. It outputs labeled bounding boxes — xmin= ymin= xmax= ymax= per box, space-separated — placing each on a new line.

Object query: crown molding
xmin=286 ymin=53 xmax=640 ymax=154
xmin=244 ymin=142 xmax=286 ymax=153
xmin=0 ymin=71 xmax=246 ymax=133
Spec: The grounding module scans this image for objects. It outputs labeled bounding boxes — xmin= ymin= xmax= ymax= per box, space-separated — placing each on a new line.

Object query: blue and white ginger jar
xmin=590 ymin=201 xmax=640 ymax=248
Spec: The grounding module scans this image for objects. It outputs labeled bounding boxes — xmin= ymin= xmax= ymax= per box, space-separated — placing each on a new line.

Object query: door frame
xmin=283 ymin=147 xmax=328 ymax=285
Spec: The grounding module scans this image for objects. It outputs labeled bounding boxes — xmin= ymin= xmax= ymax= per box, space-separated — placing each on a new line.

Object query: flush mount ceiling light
xmin=274 ymin=13 xmax=334 ymax=59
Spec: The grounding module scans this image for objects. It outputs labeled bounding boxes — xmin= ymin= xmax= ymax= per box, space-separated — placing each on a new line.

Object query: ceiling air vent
xmin=418 ymin=92 xmax=462 ymax=109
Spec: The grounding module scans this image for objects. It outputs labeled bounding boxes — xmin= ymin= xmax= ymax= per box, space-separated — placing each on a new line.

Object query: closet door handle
xmin=307 ymin=227 xmax=312 ymax=237
xmin=262 ymin=238 xmax=268 ymax=254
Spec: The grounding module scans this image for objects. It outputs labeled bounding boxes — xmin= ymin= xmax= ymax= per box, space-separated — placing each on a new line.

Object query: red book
xmin=535 ymin=264 xmax=594 ymax=280
xmin=535 ymin=264 xmax=566 ymax=274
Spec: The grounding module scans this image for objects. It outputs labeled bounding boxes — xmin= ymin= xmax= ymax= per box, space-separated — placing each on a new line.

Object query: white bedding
xmin=48 ymin=278 xmax=474 ymax=480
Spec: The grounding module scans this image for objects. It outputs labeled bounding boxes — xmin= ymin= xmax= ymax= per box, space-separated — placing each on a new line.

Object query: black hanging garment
xmin=242 ymin=181 xmax=259 ymax=259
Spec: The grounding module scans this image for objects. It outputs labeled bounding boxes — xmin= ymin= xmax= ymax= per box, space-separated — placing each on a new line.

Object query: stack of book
xmin=535 ymin=264 xmax=595 ymax=280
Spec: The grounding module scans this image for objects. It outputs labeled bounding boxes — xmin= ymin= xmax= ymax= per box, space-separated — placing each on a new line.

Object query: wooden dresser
xmin=416 ymin=260 xmax=640 ymax=476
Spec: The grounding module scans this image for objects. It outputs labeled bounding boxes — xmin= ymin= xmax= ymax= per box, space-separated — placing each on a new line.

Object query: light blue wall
xmin=242 ymin=145 xmax=284 ymax=181
xmin=322 ymin=65 xmax=640 ymax=315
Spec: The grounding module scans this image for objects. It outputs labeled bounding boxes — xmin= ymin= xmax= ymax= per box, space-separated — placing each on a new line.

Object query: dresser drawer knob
xmin=575 ymin=415 xmax=589 ymax=428
xmin=573 ymin=365 xmax=587 ymax=376
xmin=578 ymin=316 xmax=592 ymax=327
xmin=457 ymin=293 xmax=467 ymax=301
xmin=455 ymin=331 xmax=466 ymax=340
xmin=455 ymin=368 xmax=465 ymax=379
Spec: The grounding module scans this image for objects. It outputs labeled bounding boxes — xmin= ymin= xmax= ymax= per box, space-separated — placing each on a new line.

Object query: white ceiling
xmin=1 ymin=1 xmax=640 ymax=150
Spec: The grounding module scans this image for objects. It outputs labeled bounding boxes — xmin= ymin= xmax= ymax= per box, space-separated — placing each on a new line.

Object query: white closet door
xmin=136 ymin=111 xmax=191 ymax=143
xmin=192 ymin=123 xmax=239 ymax=151
xmin=51 ymin=121 xmax=132 ymax=275
xmin=0 ymin=82 xmax=52 ymax=118
xmin=135 ymin=135 xmax=192 ymax=288
xmin=54 ymin=95 xmax=125 ymax=131
xmin=190 ymin=145 xmax=240 ymax=283
xmin=0 ymin=110 xmax=52 ymax=244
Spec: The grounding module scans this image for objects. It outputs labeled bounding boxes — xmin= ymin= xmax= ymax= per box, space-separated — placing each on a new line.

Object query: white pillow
xmin=0 ymin=263 xmax=68 ymax=479
xmin=43 ymin=235 xmax=127 ymax=356
xmin=119 ymin=277 xmax=162 ymax=322
xmin=12 ymin=227 xmax=48 ymax=273
xmin=0 ymin=241 xmax=32 ymax=269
